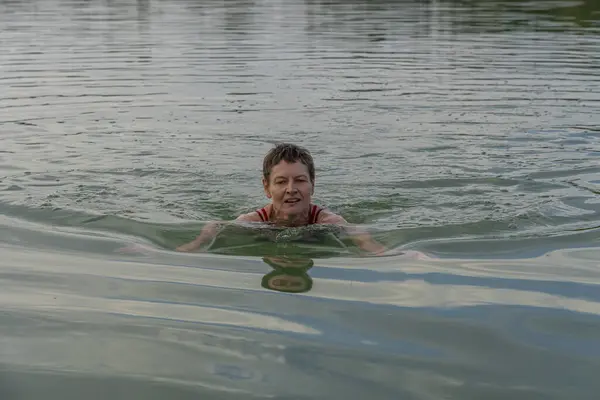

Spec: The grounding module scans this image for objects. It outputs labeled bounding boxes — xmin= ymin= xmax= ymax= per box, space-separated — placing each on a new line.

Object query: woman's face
xmin=263 ymin=160 xmax=314 ymax=221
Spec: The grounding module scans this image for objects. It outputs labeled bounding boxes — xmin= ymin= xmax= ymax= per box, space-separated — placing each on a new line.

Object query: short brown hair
xmin=263 ymin=143 xmax=315 ymax=183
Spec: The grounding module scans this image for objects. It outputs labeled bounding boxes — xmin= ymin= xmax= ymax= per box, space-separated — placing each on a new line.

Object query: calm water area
xmin=1 ymin=0 xmax=600 ymax=398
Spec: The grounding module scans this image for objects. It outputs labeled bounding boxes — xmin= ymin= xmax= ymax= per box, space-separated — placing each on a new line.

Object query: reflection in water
xmin=261 ymin=257 xmax=314 ymax=293
xmin=302 ymin=0 xmax=600 ymax=34
xmin=452 ymin=0 xmax=600 ymax=29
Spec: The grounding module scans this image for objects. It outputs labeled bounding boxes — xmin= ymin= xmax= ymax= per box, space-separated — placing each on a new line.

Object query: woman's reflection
xmin=261 ymin=257 xmax=314 ymax=293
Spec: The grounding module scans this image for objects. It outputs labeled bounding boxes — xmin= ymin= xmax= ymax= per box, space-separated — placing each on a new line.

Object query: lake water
xmin=1 ymin=0 xmax=600 ymax=398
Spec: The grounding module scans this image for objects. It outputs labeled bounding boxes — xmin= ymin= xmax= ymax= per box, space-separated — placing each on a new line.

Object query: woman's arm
xmin=175 ymin=212 xmax=262 ymax=252
xmin=318 ymin=212 xmax=387 ymax=255
xmin=175 ymin=220 xmax=221 ymax=252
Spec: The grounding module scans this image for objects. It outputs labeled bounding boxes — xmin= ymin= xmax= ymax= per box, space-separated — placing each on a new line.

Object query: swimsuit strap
xmin=256 ymin=207 xmax=269 ymax=222
xmin=309 ymin=204 xmax=323 ymax=224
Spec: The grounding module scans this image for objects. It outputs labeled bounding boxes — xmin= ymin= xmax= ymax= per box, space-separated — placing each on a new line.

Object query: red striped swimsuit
xmin=256 ymin=204 xmax=323 ymax=225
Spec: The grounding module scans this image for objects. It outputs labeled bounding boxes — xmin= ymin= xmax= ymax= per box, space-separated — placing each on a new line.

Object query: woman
xmin=177 ymin=143 xmax=389 ymax=255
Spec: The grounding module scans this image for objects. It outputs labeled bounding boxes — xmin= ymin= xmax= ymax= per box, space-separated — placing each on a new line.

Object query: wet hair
xmin=263 ymin=143 xmax=315 ymax=183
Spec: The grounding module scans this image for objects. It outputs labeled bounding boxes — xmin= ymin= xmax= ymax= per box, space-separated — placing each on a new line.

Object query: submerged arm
xmin=176 ymin=221 xmax=221 ymax=252
xmin=176 ymin=212 xmax=262 ymax=252
xmin=319 ymin=213 xmax=387 ymax=255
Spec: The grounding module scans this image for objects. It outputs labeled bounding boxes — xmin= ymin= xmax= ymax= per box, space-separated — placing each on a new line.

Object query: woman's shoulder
xmin=236 ymin=210 xmax=265 ymax=222
xmin=313 ymin=206 xmax=346 ymax=224
xmin=236 ymin=204 xmax=272 ymax=222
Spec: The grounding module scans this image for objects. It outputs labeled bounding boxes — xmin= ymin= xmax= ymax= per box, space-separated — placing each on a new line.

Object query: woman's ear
xmin=262 ymin=178 xmax=272 ymax=198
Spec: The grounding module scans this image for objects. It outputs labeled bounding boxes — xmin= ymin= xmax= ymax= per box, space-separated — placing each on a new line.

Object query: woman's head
xmin=262 ymin=143 xmax=316 ymax=222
